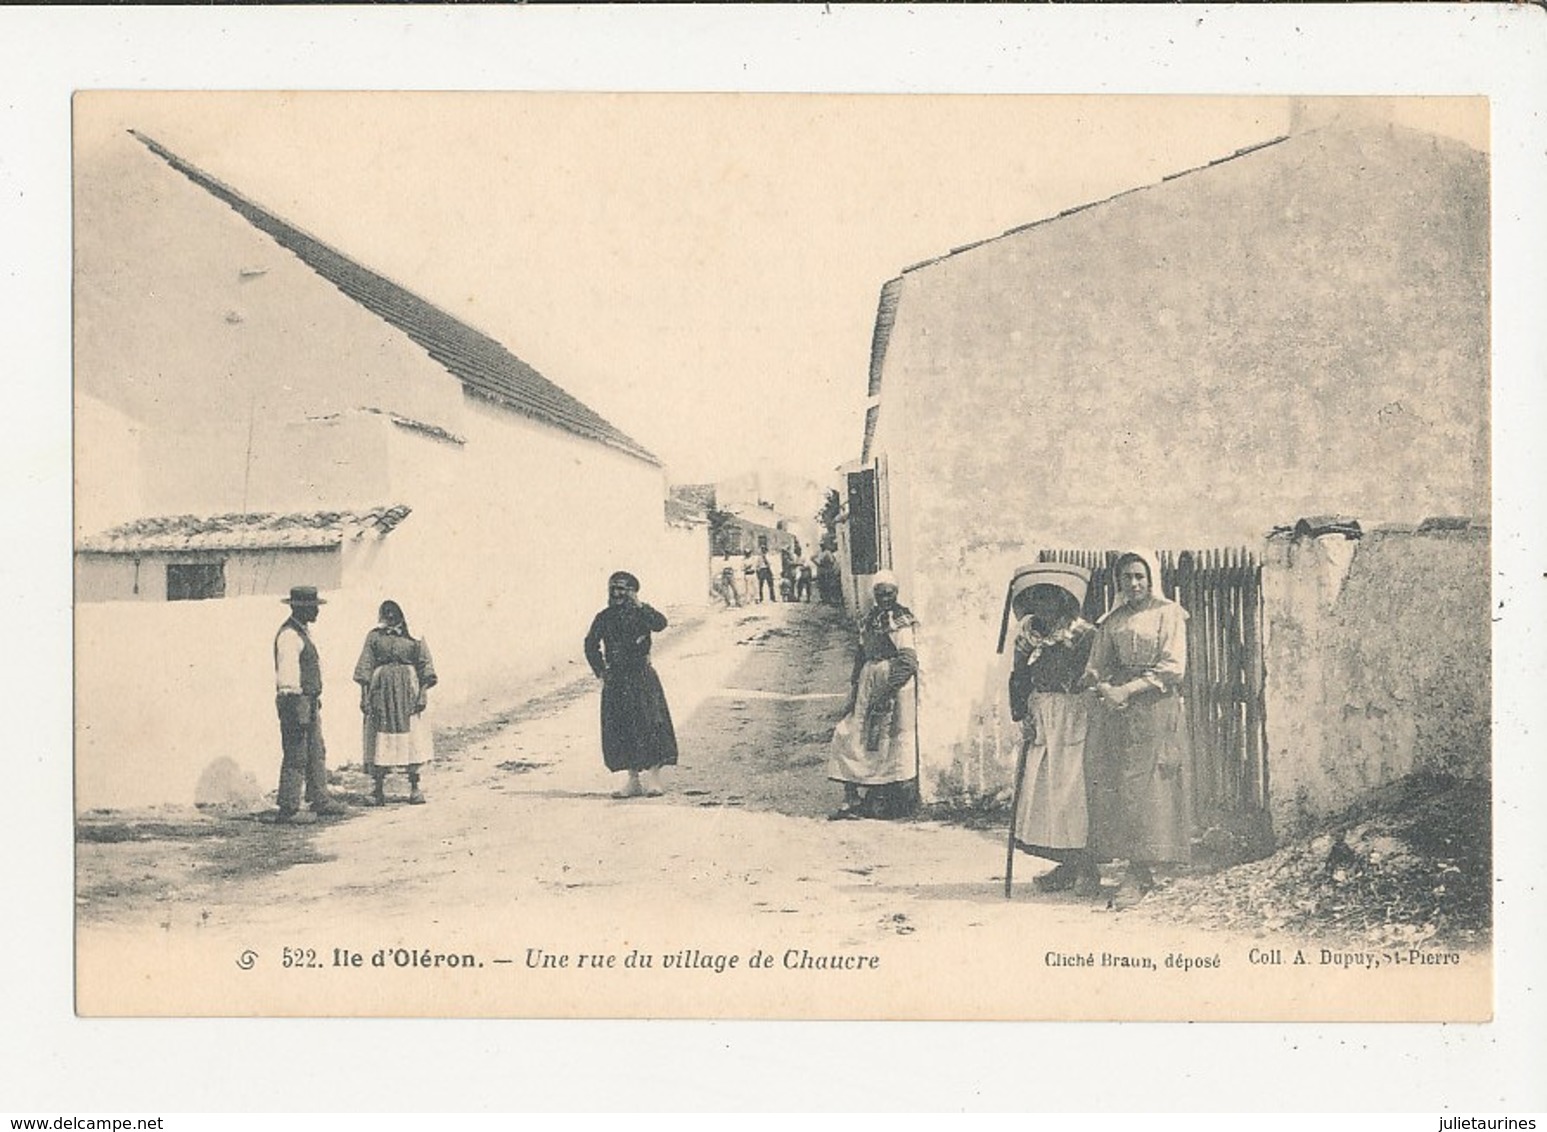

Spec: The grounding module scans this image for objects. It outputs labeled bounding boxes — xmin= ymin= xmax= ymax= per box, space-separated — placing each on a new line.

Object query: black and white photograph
xmin=7 ymin=1 xmax=1546 ymax=1113
xmin=71 ymin=88 xmax=1494 ymax=1022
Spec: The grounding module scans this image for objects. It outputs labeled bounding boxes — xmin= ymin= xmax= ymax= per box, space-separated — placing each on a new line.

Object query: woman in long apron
xmin=354 ymin=600 xmax=437 ymax=806
xmin=827 ymin=571 xmax=920 ymax=820
xmin=999 ymin=563 xmax=1101 ymax=896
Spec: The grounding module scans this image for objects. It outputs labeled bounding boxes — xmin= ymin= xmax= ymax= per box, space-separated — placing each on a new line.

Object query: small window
xmin=166 ymin=562 xmax=226 ymax=601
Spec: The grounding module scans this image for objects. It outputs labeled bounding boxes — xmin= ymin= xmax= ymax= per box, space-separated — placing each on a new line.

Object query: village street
xmin=63 ymin=100 xmax=1499 ymax=1030
xmin=74 ymin=596 xmax=1342 ymax=1021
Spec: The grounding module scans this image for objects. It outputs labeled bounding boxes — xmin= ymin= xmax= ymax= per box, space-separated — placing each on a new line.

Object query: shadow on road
xmin=669 ymin=602 xmax=856 ymax=821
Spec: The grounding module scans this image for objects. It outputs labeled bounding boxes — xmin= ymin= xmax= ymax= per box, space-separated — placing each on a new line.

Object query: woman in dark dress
xmin=583 ymin=571 xmax=679 ymax=798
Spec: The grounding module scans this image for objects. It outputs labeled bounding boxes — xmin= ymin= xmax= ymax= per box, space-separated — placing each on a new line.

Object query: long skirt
xmin=1086 ymin=692 xmax=1192 ymax=864
xmin=827 ymin=659 xmax=916 ymax=786
xmin=363 ymin=663 xmax=433 ymax=770
xmin=1013 ymin=691 xmax=1092 ymax=856
xmin=600 ymin=662 xmax=679 ymax=772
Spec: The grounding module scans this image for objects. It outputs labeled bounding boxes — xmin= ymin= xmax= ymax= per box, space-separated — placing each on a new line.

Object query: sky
xmin=71 ymin=91 xmax=1485 ymax=490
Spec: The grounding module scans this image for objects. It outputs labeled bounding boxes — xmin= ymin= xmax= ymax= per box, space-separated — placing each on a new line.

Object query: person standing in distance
xmin=755 ymin=538 xmax=779 ymax=603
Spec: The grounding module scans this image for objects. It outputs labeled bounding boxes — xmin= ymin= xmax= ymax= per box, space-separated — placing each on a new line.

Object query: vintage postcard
xmin=6 ymin=2 xmax=1542 ymax=1114
xmin=70 ymin=86 xmax=1502 ymax=1026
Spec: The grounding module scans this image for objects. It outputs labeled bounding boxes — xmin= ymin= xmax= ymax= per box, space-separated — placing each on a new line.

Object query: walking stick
xmin=1004 ymin=727 xmax=1031 ymax=899
xmin=911 ymin=675 xmax=922 ymax=814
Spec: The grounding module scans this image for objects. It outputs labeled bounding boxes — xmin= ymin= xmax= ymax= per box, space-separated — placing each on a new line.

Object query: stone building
xmin=846 ymin=108 xmax=1488 ymax=827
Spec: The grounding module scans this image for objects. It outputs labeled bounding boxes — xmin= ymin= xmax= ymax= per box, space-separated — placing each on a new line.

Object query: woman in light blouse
xmin=1083 ymin=551 xmax=1192 ymax=908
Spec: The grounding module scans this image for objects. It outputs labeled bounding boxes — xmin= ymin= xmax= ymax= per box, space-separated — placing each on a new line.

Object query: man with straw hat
xmin=273 ymin=585 xmax=346 ymax=822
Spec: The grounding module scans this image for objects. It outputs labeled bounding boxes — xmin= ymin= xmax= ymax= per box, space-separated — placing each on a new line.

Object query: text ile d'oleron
xmin=254 ymin=946 xmax=882 ymax=974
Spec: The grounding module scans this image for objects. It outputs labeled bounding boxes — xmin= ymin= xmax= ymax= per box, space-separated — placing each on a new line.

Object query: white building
xmin=75 ymin=129 xmax=705 ymax=810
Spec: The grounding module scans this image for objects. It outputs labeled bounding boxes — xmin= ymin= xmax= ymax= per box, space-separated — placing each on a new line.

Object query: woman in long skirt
xmin=1083 ymin=550 xmax=1192 ymax=908
xmin=999 ymin=563 xmax=1100 ymax=895
xmin=354 ymin=599 xmax=437 ymax=806
xmin=584 ymin=571 xmax=679 ymax=798
xmin=827 ymin=570 xmax=920 ymax=820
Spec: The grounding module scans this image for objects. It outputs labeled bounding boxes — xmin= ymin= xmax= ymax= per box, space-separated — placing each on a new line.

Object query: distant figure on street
xmin=827 ymin=571 xmax=920 ymax=820
xmin=815 ymin=544 xmax=840 ymax=605
xmin=272 ymin=585 xmax=345 ymax=821
xmin=354 ymin=599 xmax=438 ymax=806
xmin=780 ymin=543 xmax=801 ymax=599
xmin=713 ymin=564 xmax=742 ymax=609
xmin=584 ymin=571 xmax=679 ymax=798
xmin=741 ymin=551 xmax=758 ymax=605
xmin=795 ymin=555 xmax=815 ymax=603
xmin=756 ymin=539 xmax=778 ymax=603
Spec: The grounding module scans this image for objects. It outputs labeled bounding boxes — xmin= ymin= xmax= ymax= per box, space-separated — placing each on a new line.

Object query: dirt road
xmin=74 ymin=599 xmax=1486 ymax=1021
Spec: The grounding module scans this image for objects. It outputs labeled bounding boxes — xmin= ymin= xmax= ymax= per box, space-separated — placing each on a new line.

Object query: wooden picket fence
xmin=1037 ymin=547 xmax=1271 ymax=850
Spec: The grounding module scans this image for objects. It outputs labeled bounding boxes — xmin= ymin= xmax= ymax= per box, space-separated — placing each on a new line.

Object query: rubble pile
xmin=1142 ymin=773 xmax=1491 ymax=949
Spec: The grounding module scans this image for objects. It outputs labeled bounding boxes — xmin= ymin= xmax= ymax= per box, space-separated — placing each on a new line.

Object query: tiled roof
xmin=860 ymin=404 xmax=880 ymax=465
xmin=130 ymin=131 xmax=660 ymax=467
xmin=867 ymin=278 xmax=903 ymax=401
xmin=77 ymin=505 xmax=413 ymax=554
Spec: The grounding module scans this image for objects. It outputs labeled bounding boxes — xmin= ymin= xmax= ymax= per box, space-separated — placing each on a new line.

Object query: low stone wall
xmin=1263 ymin=524 xmax=1490 ymax=836
xmin=898 ymin=523 xmax=1491 ymax=833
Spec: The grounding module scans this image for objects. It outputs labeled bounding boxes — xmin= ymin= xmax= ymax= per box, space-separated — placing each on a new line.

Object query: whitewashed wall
xmin=647 ymin=524 xmax=712 ymax=609
xmin=76 ymin=594 xmax=372 ymax=811
xmin=75 ymin=547 xmax=342 ymax=603
xmin=346 ymin=396 xmax=694 ymax=727
xmin=76 ymin=130 xmax=469 ymax=500
xmin=1263 ymin=527 xmax=1490 ymax=834
xmin=73 ymin=400 xmax=699 ymax=811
